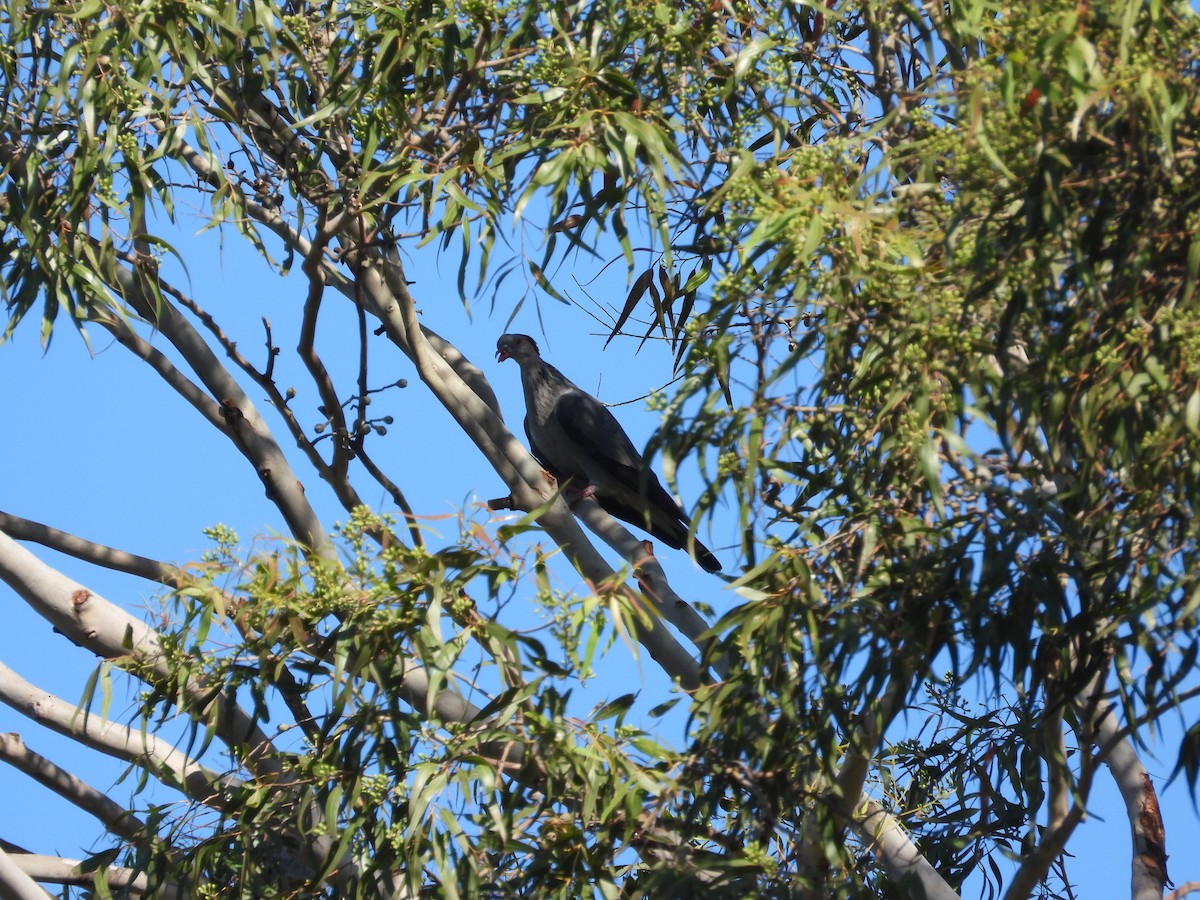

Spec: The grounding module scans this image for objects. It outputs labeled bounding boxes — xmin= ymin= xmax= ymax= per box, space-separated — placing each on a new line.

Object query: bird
xmin=495 ymin=333 xmax=721 ymax=573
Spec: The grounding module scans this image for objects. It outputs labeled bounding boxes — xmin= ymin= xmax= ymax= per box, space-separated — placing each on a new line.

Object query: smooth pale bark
xmin=0 ymin=529 xmax=278 ymax=774
xmin=1093 ymin=703 xmax=1172 ymax=900
xmin=854 ymin=799 xmax=962 ymax=900
xmin=575 ymin=497 xmax=730 ymax=678
xmin=0 ymin=659 xmax=239 ymax=808
xmin=377 ymin=256 xmax=707 ymax=688
xmin=165 ymin=106 xmax=708 ymax=690
xmin=3 ymin=852 xmax=187 ymax=897
xmin=0 ymin=511 xmax=179 ymax=586
xmin=108 ymin=262 xmax=333 ymax=558
xmin=0 ymin=848 xmax=50 ymax=900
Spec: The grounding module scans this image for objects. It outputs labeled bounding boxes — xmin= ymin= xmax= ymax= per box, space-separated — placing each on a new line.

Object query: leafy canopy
xmin=1 ymin=0 xmax=1199 ymax=896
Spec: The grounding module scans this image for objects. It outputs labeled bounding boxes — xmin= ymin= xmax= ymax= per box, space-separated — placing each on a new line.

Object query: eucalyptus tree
xmin=1 ymin=0 xmax=1198 ymax=897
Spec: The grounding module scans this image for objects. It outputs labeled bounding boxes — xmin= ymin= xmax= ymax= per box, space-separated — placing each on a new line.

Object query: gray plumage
xmin=496 ymin=333 xmax=721 ymax=573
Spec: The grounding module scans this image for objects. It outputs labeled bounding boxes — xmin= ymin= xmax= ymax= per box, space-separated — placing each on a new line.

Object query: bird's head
xmin=495 ymin=333 xmax=540 ymax=364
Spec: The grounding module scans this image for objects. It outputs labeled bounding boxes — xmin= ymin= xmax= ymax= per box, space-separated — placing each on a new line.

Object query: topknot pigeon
xmin=496 ymin=333 xmax=721 ymax=572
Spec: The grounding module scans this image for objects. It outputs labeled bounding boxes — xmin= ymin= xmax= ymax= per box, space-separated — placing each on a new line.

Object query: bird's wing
xmin=552 ymin=388 xmax=643 ymax=468
xmin=523 ymin=417 xmax=563 ymax=480
xmin=552 ymin=391 xmax=687 ymax=523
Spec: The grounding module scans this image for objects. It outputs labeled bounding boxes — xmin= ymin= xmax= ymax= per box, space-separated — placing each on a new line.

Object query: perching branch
xmin=573 ymin=497 xmax=729 ymax=678
xmin=370 ymin=251 xmax=706 ymax=687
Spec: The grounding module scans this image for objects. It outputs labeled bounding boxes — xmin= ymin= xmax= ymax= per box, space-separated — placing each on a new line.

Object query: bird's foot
xmin=565 ymin=483 xmax=598 ymax=504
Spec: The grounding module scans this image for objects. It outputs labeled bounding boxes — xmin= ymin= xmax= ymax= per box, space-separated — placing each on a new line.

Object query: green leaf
xmin=919 ymin=436 xmax=944 ymax=517
xmin=592 ymin=692 xmax=636 ymax=722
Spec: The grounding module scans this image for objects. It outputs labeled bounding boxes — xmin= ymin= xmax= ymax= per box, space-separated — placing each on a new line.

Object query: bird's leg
xmin=563 ymin=482 xmax=598 ymax=505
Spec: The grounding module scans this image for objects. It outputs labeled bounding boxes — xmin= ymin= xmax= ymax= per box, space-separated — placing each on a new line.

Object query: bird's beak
xmin=496 ymin=348 xmax=510 ymax=363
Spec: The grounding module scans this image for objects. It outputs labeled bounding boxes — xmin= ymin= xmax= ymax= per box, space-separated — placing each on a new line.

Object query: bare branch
xmin=3 ymin=852 xmax=186 ymax=897
xmin=353 ymin=445 xmax=424 ymax=547
xmin=853 ymin=799 xmax=961 ymax=900
xmin=159 ymin=126 xmax=498 ymax=427
xmin=0 ymin=511 xmax=179 ymax=586
xmin=104 ymin=259 xmax=332 ymax=557
xmin=0 ymin=659 xmax=240 ymax=809
xmin=0 ymin=847 xmax=51 ymax=900
xmin=88 ymin=306 xmax=230 ymax=435
xmin=1044 ymin=700 xmax=1070 ymax=831
xmin=0 ymin=530 xmax=280 ymax=777
xmin=167 ymin=285 xmax=380 ymax=533
xmin=371 ymin=253 xmax=705 ymax=687
xmin=298 ymin=213 xmax=354 ymax=482
xmin=0 ymin=733 xmax=147 ymax=843
xmin=574 ymin=498 xmax=729 ymax=678
xmin=1093 ymin=702 xmax=1173 ymax=900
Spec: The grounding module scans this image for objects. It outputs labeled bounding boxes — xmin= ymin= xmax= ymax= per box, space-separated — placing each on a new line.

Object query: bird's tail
xmin=597 ymin=495 xmax=722 ymax=572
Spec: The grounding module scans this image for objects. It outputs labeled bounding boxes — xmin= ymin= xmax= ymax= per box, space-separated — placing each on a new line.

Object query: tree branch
xmin=0 ymin=659 xmax=240 ymax=809
xmin=1093 ymin=700 xmax=1173 ymax=900
xmin=0 ymin=732 xmax=147 ymax=843
xmin=0 ymin=533 xmax=365 ymax=890
xmin=367 ymin=252 xmax=705 ymax=687
xmin=2 ymin=852 xmax=185 ymax=897
xmin=104 ymin=255 xmax=332 ymax=558
xmin=165 ymin=280 xmax=386 ymax=535
xmin=1003 ymin=663 xmax=1104 ymax=900
xmin=1044 ymin=699 xmax=1070 ymax=831
xmin=573 ymin=498 xmax=729 ymax=678
xmin=160 ymin=123 xmax=502 ymax=424
xmin=852 ymin=798 xmax=961 ymax=900
xmin=0 ymin=511 xmax=180 ymax=586
xmin=298 ymin=212 xmax=355 ymax=483
xmin=0 ymin=529 xmax=280 ymax=777
xmin=0 ymin=847 xmax=50 ymax=900
xmin=89 ymin=306 xmax=231 ymax=435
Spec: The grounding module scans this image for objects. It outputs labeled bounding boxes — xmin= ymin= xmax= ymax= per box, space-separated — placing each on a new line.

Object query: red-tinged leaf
xmin=673 ymin=291 xmax=698 ymax=371
xmin=657 ymin=265 xmax=677 ymax=334
xmin=638 ymin=276 xmax=664 ymax=351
